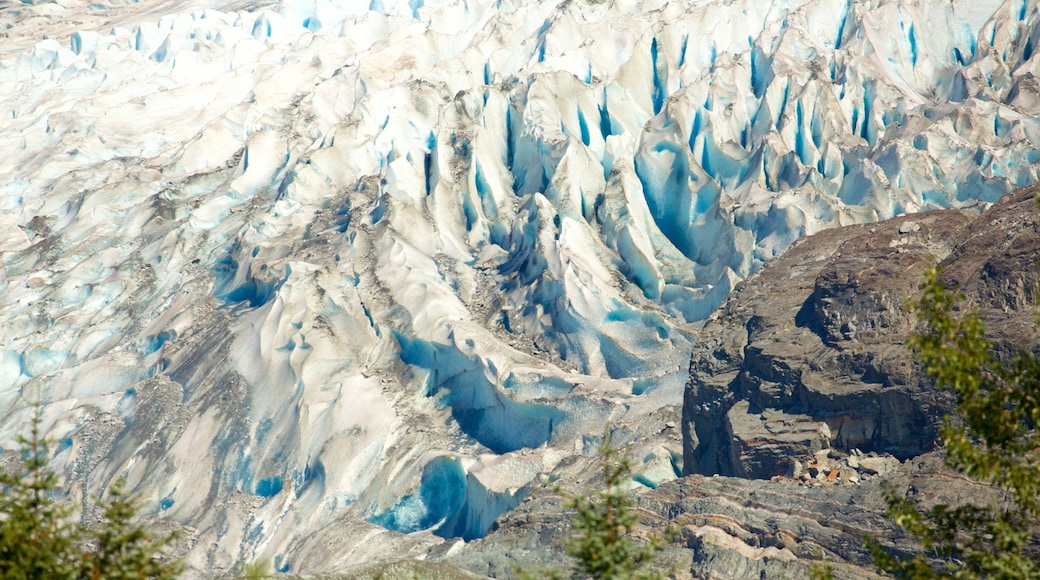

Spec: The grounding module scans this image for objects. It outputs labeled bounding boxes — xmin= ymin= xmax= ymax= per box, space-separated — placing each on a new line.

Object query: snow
xmin=0 ymin=0 xmax=1038 ymax=573
xmin=956 ymin=0 xmax=1008 ymax=35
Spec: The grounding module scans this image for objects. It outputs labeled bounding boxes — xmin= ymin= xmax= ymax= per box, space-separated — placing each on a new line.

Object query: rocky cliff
xmin=683 ymin=185 xmax=1040 ymax=480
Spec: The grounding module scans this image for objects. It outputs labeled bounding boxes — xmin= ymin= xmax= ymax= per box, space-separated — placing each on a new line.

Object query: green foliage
xmin=0 ymin=411 xmax=80 ymax=579
xmin=873 ymin=264 xmax=1040 ymax=578
xmin=520 ymin=431 xmax=674 ymax=580
xmin=236 ymin=560 xmax=270 ymax=579
xmin=79 ymin=478 xmax=184 ymax=579
xmin=563 ymin=432 xmax=673 ymax=580
xmin=808 ymin=562 xmax=835 ymax=580
xmin=0 ymin=406 xmax=183 ymax=579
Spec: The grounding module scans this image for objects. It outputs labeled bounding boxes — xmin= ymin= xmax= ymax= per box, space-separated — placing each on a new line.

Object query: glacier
xmin=0 ymin=0 xmax=1036 ymax=572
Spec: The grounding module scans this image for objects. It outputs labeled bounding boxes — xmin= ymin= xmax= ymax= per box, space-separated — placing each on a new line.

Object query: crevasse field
xmin=0 ymin=0 xmax=1033 ymax=572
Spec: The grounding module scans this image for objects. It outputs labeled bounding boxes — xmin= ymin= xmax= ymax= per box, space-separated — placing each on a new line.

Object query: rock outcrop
xmin=448 ymin=451 xmax=1005 ymax=579
xmin=684 ymin=186 xmax=1040 ymax=479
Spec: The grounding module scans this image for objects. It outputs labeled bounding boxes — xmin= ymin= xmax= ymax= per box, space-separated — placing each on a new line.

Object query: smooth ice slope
xmin=2 ymin=0 xmax=1040 ymax=573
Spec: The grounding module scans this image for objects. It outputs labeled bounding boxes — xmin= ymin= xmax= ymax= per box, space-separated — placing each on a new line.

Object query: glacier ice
xmin=1 ymin=0 xmax=1039 ymax=573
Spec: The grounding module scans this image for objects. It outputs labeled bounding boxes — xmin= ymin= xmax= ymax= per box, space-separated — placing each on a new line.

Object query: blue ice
xmin=396 ymin=335 xmax=565 ymax=453
xmin=255 ymin=476 xmax=283 ymax=498
xmin=368 ymin=456 xmax=466 ymax=534
xmin=212 ymin=250 xmax=287 ymax=308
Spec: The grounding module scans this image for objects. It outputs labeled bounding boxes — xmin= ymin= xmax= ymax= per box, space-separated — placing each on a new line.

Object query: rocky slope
xmin=436 ymin=186 xmax=1040 ymax=578
xmin=450 ymin=451 xmax=1005 ymax=579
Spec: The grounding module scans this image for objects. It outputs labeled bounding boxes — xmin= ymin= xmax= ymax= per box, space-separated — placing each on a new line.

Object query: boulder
xmin=726 ymin=401 xmax=832 ymax=479
xmin=857 ymin=456 xmax=899 ymax=477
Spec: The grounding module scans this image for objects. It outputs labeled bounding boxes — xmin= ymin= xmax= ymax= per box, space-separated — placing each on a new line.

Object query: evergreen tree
xmin=562 ymin=432 xmax=672 ymax=580
xmin=520 ymin=431 xmax=674 ymax=580
xmin=0 ymin=411 xmax=79 ymax=579
xmin=79 ymin=478 xmax=183 ymax=579
xmin=0 ymin=406 xmax=183 ymax=579
xmin=873 ymin=264 xmax=1040 ymax=578
xmin=549 ymin=434 xmax=669 ymax=577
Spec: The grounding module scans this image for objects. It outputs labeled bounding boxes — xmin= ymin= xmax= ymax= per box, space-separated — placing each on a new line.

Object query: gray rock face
xmin=684 ymin=186 xmax=1040 ymax=479
xmin=724 ymin=401 xmax=832 ymax=480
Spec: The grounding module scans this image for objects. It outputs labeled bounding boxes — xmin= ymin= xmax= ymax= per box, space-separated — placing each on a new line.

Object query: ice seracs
xmin=1 ymin=0 xmax=1040 ymax=573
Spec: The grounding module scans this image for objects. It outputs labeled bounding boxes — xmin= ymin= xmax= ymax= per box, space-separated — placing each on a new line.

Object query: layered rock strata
xmin=450 ymin=451 xmax=1004 ymax=579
